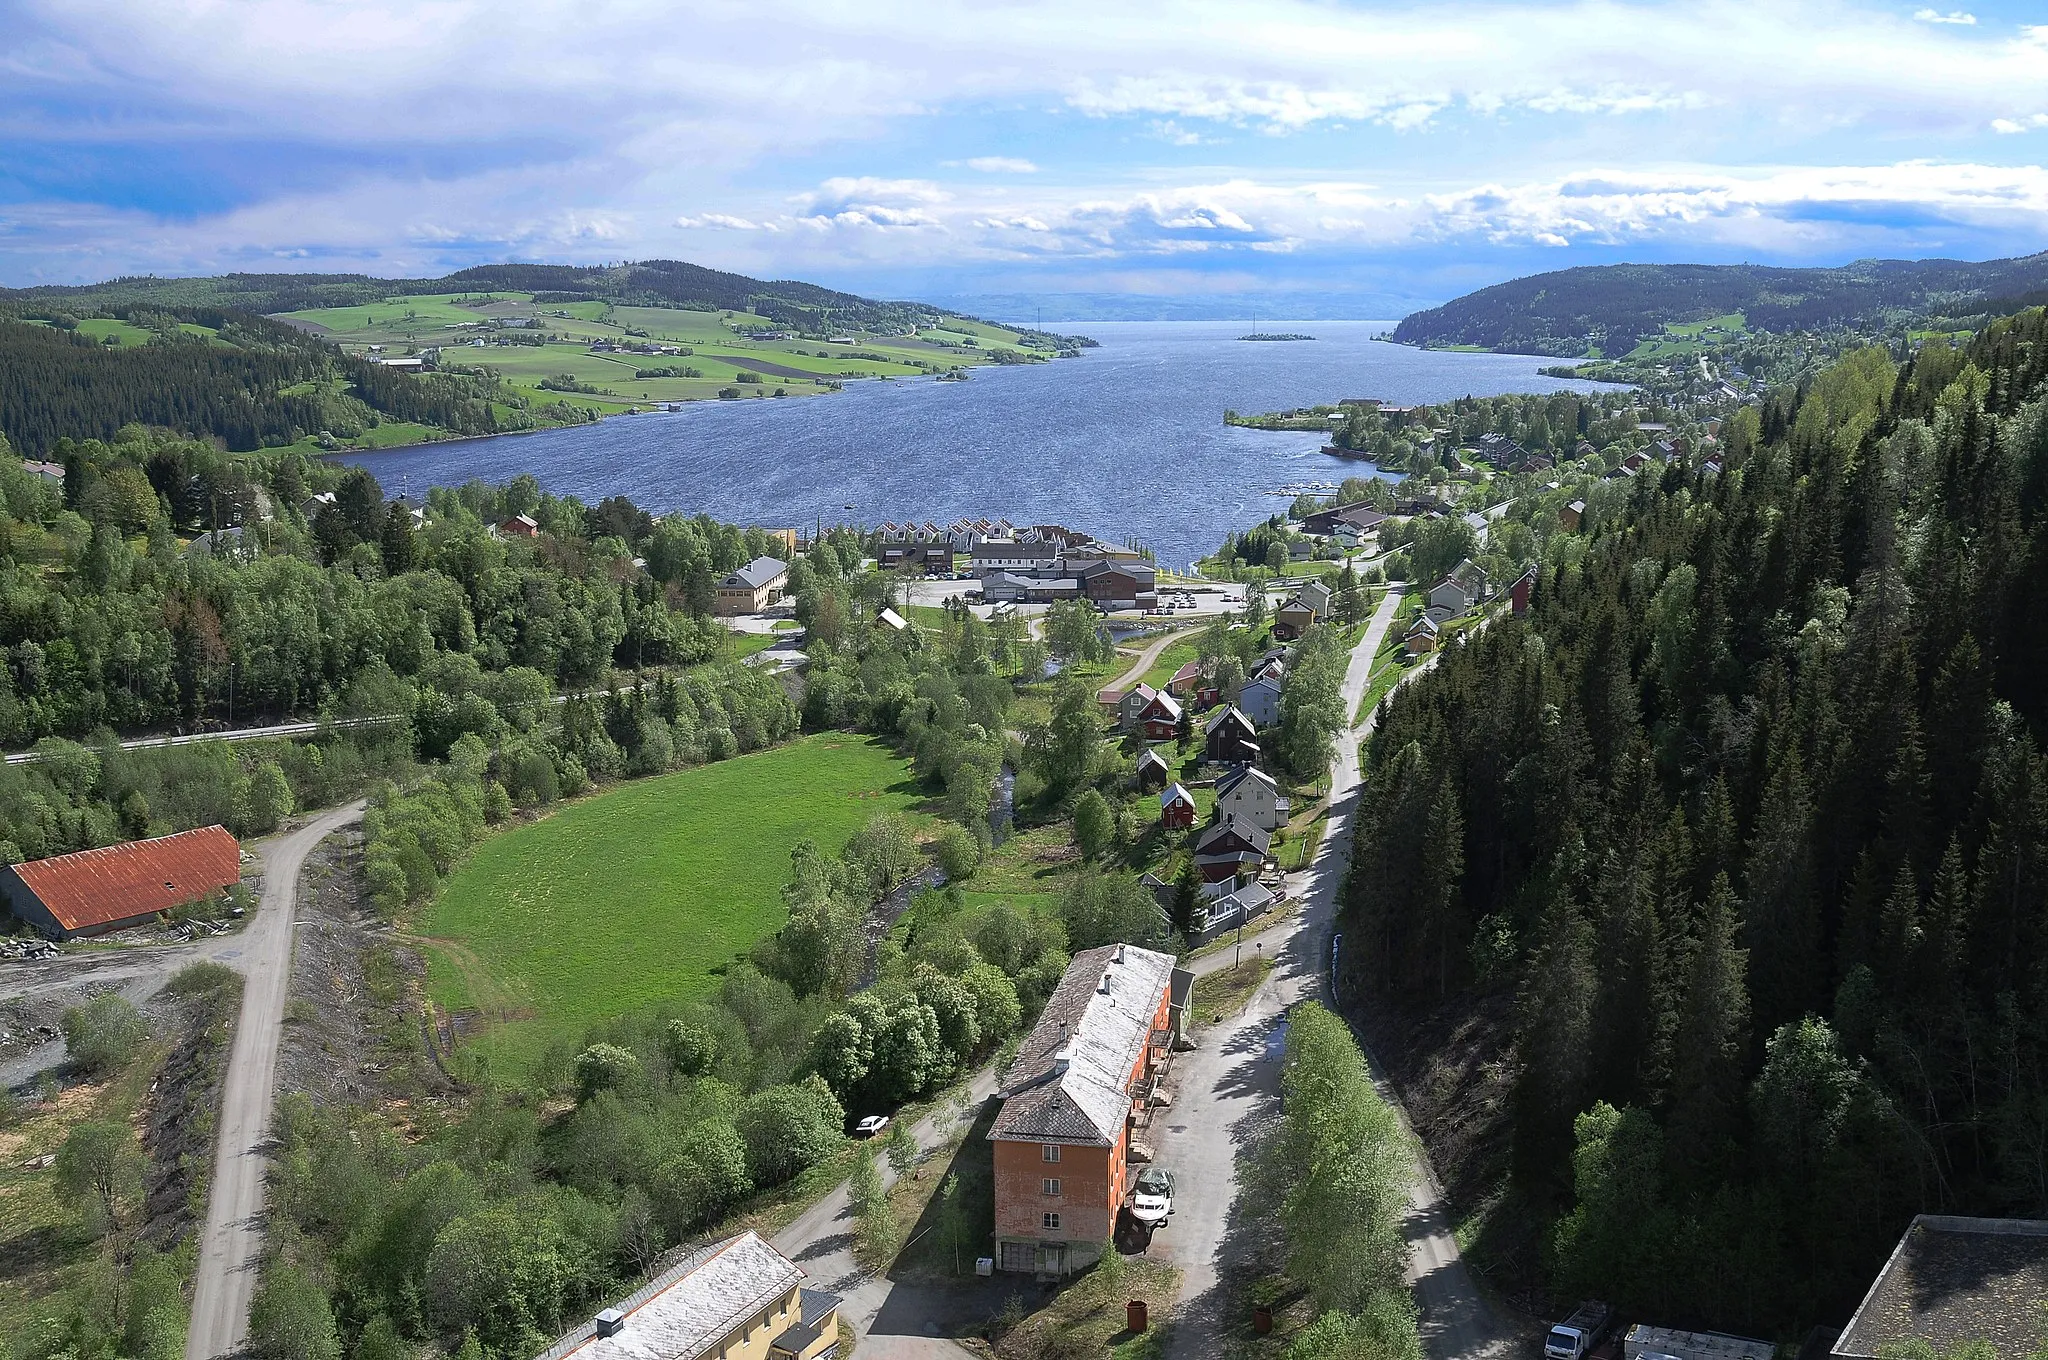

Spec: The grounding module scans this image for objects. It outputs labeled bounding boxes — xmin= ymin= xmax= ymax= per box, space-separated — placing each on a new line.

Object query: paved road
xmin=2 ymin=716 xmax=403 ymax=766
xmin=186 ymin=801 xmax=366 ymax=1360
xmin=1153 ymin=590 xmax=1511 ymax=1360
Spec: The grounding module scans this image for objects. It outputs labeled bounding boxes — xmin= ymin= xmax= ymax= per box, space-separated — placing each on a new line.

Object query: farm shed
xmin=1 ymin=824 xmax=242 ymax=940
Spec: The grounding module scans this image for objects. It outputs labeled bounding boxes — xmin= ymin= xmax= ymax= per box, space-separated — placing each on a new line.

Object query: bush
xmin=248 ymin=1262 xmax=340 ymax=1360
xmin=573 ymin=1043 xmax=642 ymax=1101
xmin=932 ymin=822 xmax=982 ymax=881
xmin=55 ymin=1118 xmax=143 ymax=1234
xmin=166 ymin=959 xmax=242 ymax=998
xmin=735 ymin=1079 xmax=844 ymax=1186
xmin=1072 ymin=789 xmax=1113 ymax=860
xmin=61 ymin=992 xmax=146 ymax=1075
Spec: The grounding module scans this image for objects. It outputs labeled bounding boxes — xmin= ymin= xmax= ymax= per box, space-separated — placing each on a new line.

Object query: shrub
xmin=61 ymin=992 xmax=146 ymax=1075
xmin=735 ymin=1079 xmax=844 ymax=1186
xmin=573 ymin=1043 xmax=642 ymax=1101
xmin=249 ymin=1263 xmax=340 ymax=1360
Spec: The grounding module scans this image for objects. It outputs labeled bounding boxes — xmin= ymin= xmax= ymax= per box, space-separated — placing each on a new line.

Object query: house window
xmin=1041 ymin=1144 xmax=1061 ymax=1162
xmin=1043 ymin=1212 xmax=1061 ymax=1231
xmin=1042 ymin=1178 xmax=1061 ymax=1196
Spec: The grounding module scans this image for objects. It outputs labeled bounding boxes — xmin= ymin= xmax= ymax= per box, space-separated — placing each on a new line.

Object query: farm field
xmin=270 ymin=291 xmax=1054 ymax=423
xmin=419 ymin=733 xmax=928 ymax=1074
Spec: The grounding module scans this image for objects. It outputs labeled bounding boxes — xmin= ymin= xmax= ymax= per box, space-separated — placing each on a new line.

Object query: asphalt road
xmin=185 ymin=801 xmax=366 ymax=1360
xmin=1152 ymin=589 xmax=1512 ymax=1360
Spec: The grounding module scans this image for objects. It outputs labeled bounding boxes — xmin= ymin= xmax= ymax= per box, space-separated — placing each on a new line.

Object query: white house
xmin=1237 ymin=674 xmax=1284 ymax=727
xmin=1215 ymin=765 xmax=1290 ymax=831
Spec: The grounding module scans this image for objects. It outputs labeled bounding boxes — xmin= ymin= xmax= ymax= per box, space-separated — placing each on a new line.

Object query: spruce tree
xmin=1663 ymin=874 xmax=1750 ymax=1182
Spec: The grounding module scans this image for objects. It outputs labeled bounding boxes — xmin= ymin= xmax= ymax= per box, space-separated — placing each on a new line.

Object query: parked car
xmin=854 ymin=1115 xmax=890 ymax=1137
xmin=1130 ymin=1167 xmax=1175 ymax=1225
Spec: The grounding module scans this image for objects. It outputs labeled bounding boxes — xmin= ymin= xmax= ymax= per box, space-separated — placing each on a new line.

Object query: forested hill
xmin=1 ymin=258 xmax=957 ymax=333
xmin=1348 ymin=311 xmax=2048 ymax=1334
xmin=1390 ymin=252 xmax=2048 ymax=356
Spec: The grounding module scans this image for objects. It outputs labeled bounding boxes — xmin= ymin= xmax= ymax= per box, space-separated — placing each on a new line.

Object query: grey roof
xmin=1160 ymin=782 xmax=1194 ymax=808
xmin=1836 ymin=1216 xmax=2048 ymax=1360
xmin=722 ymin=557 xmax=788 ymax=590
xmin=1216 ymin=766 xmax=1279 ymax=801
xmin=1136 ymin=748 xmax=1170 ymax=772
xmin=770 ymin=1288 xmax=840 ymax=1357
xmin=540 ymin=1231 xmax=800 ymax=1360
xmin=1196 ymin=814 xmax=1271 ymax=857
xmin=990 ymin=943 xmax=1176 ymax=1146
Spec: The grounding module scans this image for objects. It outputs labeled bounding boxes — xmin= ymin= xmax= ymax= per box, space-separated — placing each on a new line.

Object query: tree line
xmin=1345 ymin=312 xmax=2048 ymax=1333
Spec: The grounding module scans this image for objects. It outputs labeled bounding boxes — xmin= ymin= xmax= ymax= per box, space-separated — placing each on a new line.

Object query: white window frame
xmin=1043 ymin=1211 xmax=1061 ymax=1230
xmin=1041 ymin=1144 xmax=1061 ymax=1162
xmin=1042 ymin=1177 xmax=1061 ymax=1196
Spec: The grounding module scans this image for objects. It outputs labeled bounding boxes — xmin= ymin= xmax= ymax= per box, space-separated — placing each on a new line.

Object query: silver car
xmin=1130 ymin=1167 xmax=1174 ymax=1226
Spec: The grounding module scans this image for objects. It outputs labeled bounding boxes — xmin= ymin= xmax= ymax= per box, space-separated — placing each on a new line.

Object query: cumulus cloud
xmin=960 ymin=156 xmax=1038 ymax=173
xmin=1913 ymin=8 xmax=1975 ymax=23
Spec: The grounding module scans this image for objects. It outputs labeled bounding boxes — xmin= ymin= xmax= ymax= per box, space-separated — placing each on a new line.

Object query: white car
xmin=1129 ymin=1167 xmax=1174 ymax=1226
xmin=854 ymin=1115 xmax=890 ymax=1138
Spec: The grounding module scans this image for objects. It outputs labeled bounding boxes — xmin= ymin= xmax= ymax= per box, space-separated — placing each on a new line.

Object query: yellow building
xmin=541 ymin=1232 xmax=839 ymax=1360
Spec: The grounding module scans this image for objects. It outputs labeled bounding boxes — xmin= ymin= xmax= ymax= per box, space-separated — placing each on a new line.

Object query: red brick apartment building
xmin=988 ymin=943 xmax=1191 ymax=1275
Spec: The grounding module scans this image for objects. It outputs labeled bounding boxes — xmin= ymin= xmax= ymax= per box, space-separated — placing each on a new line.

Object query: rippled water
xmin=345 ymin=320 xmax=1623 ymax=569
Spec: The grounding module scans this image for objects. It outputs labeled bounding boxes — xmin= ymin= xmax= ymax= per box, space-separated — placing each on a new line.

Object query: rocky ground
xmin=276 ymin=827 xmax=439 ymax=1108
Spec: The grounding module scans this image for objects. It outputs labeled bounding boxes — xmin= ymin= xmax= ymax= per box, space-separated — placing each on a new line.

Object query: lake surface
xmin=345 ymin=320 xmax=1623 ymax=570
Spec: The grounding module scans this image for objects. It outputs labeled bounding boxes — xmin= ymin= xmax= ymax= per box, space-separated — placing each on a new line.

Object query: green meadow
xmin=420 ymin=733 xmax=928 ymax=1074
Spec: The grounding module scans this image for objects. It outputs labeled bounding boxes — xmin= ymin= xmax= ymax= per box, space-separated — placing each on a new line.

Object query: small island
xmin=1239 ymin=331 xmax=1316 ymax=341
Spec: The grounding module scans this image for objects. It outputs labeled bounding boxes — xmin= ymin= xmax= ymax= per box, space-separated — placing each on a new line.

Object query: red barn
xmin=1 ymin=825 xmax=242 ymax=940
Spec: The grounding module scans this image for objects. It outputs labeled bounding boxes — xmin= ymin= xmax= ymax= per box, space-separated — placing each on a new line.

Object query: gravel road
xmin=185 ymin=801 xmax=366 ymax=1360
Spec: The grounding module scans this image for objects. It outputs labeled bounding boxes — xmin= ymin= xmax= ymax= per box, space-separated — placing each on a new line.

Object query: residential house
xmin=1295 ymin=580 xmax=1333 ymax=617
xmin=1559 ymin=499 xmax=1586 ymax=532
xmin=875 ymin=607 xmax=911 ymax=633
xmin=1618 ymin=449 xmax=1651 ymax=474
xmin=2 ymin=825 xmax=241 ymax=940
xmin=538 ymin=1231 xmax=839 ymax=1360
xmin=1135 ymin=690 xmax=1184 ymax=743
xmin=1116 ymin=684 xmax=1161 ymax=731
xmin=21 ymin=460 xmax=65 ymax=487
xmin=1237 ymin=672 xmax=1283 ymax=727
xmin=876 ymin=541 xmax=955 ymax=574
xmin=1190 ymin=879 xmax=1276 ymax=942
xmin=1298 ymin=501 xmax=1387 ymax=538
xmin=1204 ymin=706 xmax=1260 ymax=766
xmin=712 ymin=557 xmax=789 ymax=616
xmin=1509 ymin=565 xmax=1537 ymax=617
xmin=1573 ymin=440 xmax=1597 ymax=461
xmin=1406 ymin=613 xmax=1441 ymax=656
xmin=1215 ymin=766 xmax=1290 ymax=832
xmin=1193 ymin=815 xmax=1271 ymax=884
xmin=1165 ymin=660 xmax=1205 ymax=699
xmin=1470 ymin=432 xmax=1528 ymax=470
xmin=301 ymin=491 xmax=338 ymax=519
xmin=1428 ymin=559 xmax=1488 ymax=617
xmin=1832 ymin=1216 xmax=2048 ymax=1360
xmin=1273 ymin=594 xmax=1319 ymax=641
xmin=499 ymin=513 xmax=541 ymax=539
xmin=1134 ymin=748 xmax=1171 ymax=792
xmin=1159 ymin=783 xmax=1196 ymax=831
xmin=989 ymin=944 xmax=1190 ymax=1274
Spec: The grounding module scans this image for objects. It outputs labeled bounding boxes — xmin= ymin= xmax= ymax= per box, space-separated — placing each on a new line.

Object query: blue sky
xmin=3 ymin=0 xmax=2047 ymax=314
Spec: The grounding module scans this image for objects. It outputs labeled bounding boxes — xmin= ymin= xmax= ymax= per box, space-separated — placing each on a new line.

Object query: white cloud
xmin=1990 ymin=113 xmax=2048 ymax=133
xmin=960 ymin=156 xmax=1038 ymax=173
xmin=1913 ymin=8 xmax=1975 ymax=23
xmin=676 ymin=212 xmax=765 ymax=230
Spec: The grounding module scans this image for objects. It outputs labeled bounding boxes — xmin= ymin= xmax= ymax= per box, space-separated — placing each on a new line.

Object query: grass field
xmin=420 ymin=734 xmax=928 ymax=1073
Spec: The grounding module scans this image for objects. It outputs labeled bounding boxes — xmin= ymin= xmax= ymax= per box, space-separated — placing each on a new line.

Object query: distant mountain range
xmin=0 ymin=259 xmax=966 ymax=334
xmin=1390 ymin=251 xmax=2048 ymax=357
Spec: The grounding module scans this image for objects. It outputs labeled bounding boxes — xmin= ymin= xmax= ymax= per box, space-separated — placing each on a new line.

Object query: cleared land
xmin=269 ymin=291 xmax=1054 ymax=435
xmin=420 ymin=734 xmax=927 ymax=1072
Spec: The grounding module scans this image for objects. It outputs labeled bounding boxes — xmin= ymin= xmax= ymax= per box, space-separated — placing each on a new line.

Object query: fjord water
xmin=347 ymin=320 xmax=1622 ymax=569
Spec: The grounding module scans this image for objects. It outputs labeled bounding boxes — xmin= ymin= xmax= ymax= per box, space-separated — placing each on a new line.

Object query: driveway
xmin=186 ymin=801 xmax=366 ymax=1360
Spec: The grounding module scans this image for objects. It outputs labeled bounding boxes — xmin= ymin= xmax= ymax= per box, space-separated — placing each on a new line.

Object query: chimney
xmin=1112 ymin=943 xmax=1125 ymax=964
xmin=595 ymin=1309 xmax=626 ymax=1339
xmin=1051 ymin=1045 xmax=1072 ymax=1075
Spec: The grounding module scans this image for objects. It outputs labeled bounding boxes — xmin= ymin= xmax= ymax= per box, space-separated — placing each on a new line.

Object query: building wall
xmin=711 ymin=579 xmax=783 ymax=617
xmin=992 ymin=980 xmax=1175 ymax=1273
xmin=711 ymin=1282 xmax=801 ymax=1360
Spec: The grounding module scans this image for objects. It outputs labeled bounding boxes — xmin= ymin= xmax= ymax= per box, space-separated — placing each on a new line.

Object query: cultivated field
xmin=419 ymin=734 xmax=927 ymax=1073
xmin=272 ymin=291 xmax=1050 ymax=418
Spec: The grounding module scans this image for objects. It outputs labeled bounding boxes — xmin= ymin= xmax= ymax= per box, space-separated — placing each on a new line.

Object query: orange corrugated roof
xmin=15 ymin=825 xmax=241 ymax=932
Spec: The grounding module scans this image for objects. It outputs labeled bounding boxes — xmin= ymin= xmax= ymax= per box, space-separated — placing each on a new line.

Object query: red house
xmin=1159 ymin=783 xmax=1196 ymax=830
xmin=1135 ymin=690 xmax=1183 ymax=742
xmin=1509 ymin=566 xmax=1536 ymax=617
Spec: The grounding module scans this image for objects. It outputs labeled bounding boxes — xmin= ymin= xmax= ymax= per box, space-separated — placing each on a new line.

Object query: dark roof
xmin=1196 ymin=814 xmax=1271 ymax=856
xmin=1205 ymin=705 xmax=1256 ymax=736
xmin=11 ymin=825 xmax=240 ymax=933
xmin=1216 ymin=766 xmax=1279 ymax=800
xmin=1136 ymin=748 xmax=1170 ymax=772
xmin=770 ymin=1289 xmax=840 ymax=1358
xmin=1836 ymin=1216 xmax=2048 ymax=1360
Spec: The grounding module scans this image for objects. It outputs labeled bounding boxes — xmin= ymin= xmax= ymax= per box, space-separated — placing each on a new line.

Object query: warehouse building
xmin=1 ymin=825 xmax=242 ymax=939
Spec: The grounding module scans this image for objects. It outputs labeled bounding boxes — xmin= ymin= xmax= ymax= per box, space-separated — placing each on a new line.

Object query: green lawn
xmin=1139 ymin=639 xmax=1199 ymax=692
xmin=420 ymin=734 xmax=928 ymax=1073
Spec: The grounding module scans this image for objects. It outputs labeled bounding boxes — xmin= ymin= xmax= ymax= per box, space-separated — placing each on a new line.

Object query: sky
xmin=3 ymin=0 xmax=2048 ymax=315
